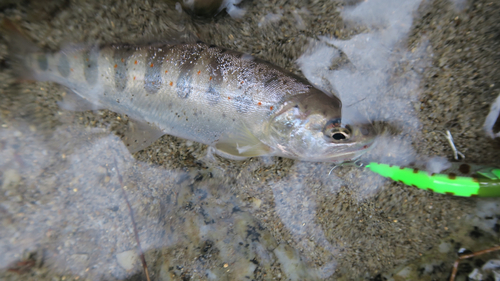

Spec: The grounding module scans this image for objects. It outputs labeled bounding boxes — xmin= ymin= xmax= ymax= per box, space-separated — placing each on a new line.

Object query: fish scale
xmin=4 ymin=19 xmax=376 ymax=162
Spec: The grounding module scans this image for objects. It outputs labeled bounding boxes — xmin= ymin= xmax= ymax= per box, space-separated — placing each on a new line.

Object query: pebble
xmin=468 ymin=268 xmax=483 ymax=281
xmin=482 ymin=259 xmax=500 ymax=271
xmin=273 ymin=243 xmax=312 ymax=281
xmin=116 ymin=250 xmax=138 ymax=271
xmin=70 ymin=254 xmax=89 ymax=265
xmin=2 ymin=169 xmax=21 ymax=190
xmin=438 ymin=242 xmax=452 ymax=253
xmin=249 ymin=197 xmax=262 ymax=209
xmin=395 ymin=266 xmax=412 ymax=278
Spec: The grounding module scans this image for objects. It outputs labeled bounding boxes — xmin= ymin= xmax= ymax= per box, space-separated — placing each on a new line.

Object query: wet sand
xmin=1 ymin=0 xmax=500 ymax=280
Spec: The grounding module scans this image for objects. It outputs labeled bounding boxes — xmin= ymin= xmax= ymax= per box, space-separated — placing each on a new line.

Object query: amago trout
xmin=2 ymin=20 xmax=376 ymax=163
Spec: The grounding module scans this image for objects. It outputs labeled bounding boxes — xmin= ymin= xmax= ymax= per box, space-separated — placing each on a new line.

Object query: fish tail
xmin=1 ymin=19 xmax=40 ymax=81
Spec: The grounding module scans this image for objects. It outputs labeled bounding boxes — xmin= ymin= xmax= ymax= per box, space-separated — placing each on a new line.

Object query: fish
xmin=2 ymin=19 xmax=376 ymax=163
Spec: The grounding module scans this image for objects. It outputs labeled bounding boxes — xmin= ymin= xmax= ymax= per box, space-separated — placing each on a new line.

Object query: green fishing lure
xmin=366 ymin=162 xmax=500 ymax=197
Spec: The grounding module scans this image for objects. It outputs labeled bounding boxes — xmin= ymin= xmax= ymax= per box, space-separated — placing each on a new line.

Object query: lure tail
xmin=366 ymin=162 xmax=500 ymax=197
xmin=1 ymin=19 xmax=39 ymax=81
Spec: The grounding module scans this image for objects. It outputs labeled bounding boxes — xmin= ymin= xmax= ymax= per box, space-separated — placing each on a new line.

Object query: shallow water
xmin=1 ymin=0 xmax=500 ymax=280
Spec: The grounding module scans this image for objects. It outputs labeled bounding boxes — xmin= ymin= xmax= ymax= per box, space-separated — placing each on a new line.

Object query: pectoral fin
xmin=121 ymin=119 xmax=165 ymax=153
xmin=215 ymin=125 xmax=272 ymax=158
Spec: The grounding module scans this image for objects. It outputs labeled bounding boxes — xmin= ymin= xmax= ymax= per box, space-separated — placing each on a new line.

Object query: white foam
xmin=258 ymin=10 xmax=283 ymax=27
xmin=298 ymin=0 xmax=429 ymax=167
xmin=425 ymin=156 xmax=452 ymax=174
xmin=484 ymin=93 xmax=500 ymax=138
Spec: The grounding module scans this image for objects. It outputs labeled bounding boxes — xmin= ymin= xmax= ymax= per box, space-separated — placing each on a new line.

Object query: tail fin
xmin=1 ymin=19 xmax=39 ymax=80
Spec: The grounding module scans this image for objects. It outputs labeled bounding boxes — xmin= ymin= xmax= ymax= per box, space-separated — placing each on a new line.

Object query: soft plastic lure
xmin=366 ymin=162 xmax=500 ymax=197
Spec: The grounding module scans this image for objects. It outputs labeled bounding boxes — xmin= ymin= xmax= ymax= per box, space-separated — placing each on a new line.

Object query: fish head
xmin=268 ymin=91 xmax=377 ymax=162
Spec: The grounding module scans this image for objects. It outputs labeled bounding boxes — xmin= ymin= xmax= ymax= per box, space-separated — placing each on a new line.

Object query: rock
xmin=438 ymin=242 xmax=452 ymax=253
xmin=116 ymin=250 xmax=138 ymax=271
xmin=2 ymin=169 xmax=21 ymax=190
xmin=274 ymin=243 xmax=316 ymax=281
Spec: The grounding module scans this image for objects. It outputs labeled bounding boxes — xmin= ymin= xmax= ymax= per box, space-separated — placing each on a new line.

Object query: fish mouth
xmin=322 ymin=136 xmax=377 ymax=163
xmin=297 ymin=143 xmax=373 ymax=163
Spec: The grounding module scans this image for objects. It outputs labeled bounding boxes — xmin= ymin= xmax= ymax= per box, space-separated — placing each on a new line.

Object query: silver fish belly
xmin=14 ymin=36 xmax=376 ymax=162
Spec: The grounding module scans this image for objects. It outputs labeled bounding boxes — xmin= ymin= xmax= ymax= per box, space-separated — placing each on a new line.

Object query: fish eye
xmin=329 ymin=129 xmax=351 ymax=140
xmin=324 ymin=125 xmax=351 ymax=141
xmin=332 ymin=131 xmax=348 ymax=140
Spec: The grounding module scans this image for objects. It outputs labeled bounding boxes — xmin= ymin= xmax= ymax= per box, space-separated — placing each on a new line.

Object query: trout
xmin=2 ymin=20 xmax=376 ymax=163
